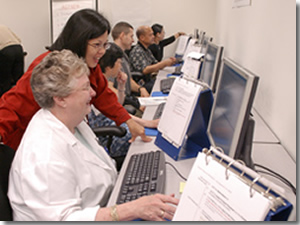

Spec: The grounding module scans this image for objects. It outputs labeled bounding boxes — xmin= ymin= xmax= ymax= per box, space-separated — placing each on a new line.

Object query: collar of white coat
xmin=40 ymin=109 xmax=117 ymax=173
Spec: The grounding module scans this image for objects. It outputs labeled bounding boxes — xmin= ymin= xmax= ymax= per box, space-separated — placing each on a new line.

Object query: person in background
xmin=129 ymin=25 xmax=176 ymax=93
xmin=88 ymin=43 xmax=159 ymax=162
xmin=111 ymin=21 xmax=148 ymax=115
xmin=8 ymin=49 xmax=178 ymax=221
xmin=149 ymin=23 xmax=186 ymax=62
xmin=0 ymin=9 xmax=151 ymax=150
xmin=0 ymin=24 xmax=25 ymax=97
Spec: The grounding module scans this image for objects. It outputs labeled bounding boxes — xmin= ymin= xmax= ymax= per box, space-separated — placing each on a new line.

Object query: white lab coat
xmin=8 ymin=109 xmax=118 ymax=221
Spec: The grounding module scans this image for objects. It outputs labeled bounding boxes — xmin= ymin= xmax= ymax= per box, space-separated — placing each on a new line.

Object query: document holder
xmin=173 ymin=147 xmax=293 ymax=221
xmin=155 ymin=88 xmax=213 ymax=161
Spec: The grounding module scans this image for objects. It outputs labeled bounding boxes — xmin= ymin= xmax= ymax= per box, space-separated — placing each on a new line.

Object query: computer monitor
xmin=206 ymin=58 xmax=259 ymax=167
xmin=200 ymin=36 xmax=213 ymax=54
xmin=198 ymin=30 xmax=205 ymax=43
xmin=198 ymin=42 xmax=224 ymax=93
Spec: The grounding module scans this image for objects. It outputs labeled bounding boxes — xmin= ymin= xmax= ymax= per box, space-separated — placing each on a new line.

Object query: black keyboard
xmin=160 ymin=78 xmax=175 ymax=94
xmin=153 ymin=102 xmax=166 ymax=120
xmin=116 ymin=150 xmax=166 ymax=204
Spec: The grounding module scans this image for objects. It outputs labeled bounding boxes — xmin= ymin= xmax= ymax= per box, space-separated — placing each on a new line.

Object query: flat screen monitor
xmin=198 ymin=42 xmax=223 ymax=93
xmin=206 ymin=58 xmax=259 ymax=161
xmin=200 ymin=36 xmax=213 ymax=54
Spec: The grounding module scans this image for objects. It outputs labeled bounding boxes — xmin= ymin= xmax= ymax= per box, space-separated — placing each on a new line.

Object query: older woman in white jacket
xmin=8 ymin=49 xmax=178 ymax=221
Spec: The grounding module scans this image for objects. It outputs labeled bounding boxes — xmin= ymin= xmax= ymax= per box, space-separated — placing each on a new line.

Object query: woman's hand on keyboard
xmin=129 ymin=193 xmax=179 ymax=221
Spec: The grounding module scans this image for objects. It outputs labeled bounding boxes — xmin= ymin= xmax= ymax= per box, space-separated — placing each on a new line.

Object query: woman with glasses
xmin=8 ymin=49 xmax=178 ymax=221
xmin=0 ymin=9 xmax=151 ymax=151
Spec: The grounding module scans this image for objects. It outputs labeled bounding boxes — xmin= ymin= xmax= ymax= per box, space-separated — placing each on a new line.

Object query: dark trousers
xmin=0 ymin=45 xmax=24 ymax=97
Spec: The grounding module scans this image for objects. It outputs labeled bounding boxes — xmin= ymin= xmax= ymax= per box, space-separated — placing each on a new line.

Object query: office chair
xmin=123 ymin=104 xmax=137 ymax=115
xmin=0 ymin=144 xmax=15 ymax=221
xmin=92 ymin=125 xmax=127 ymax=171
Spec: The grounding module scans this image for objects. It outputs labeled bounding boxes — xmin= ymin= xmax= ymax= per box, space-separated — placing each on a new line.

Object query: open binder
xmin=173 ymin=147 xmax=293 ymax=221
xmin=155 ymin=77 xmax=213 ymax=160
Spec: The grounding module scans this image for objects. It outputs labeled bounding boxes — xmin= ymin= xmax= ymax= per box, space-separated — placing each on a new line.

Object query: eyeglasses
xmin=87 ymin=42 xmax=111 ymax=51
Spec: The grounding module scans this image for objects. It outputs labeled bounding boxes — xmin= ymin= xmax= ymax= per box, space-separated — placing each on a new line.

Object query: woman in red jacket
xmin=0 ymin=9 xmax=151 ymax=150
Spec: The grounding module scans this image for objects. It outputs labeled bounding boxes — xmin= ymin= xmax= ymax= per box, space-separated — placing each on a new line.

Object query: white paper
xmin=175 ymin=35 xmax=191 ymax=55
xmin=173 ymin=152 xmax=272 ymax=221
xmin=182 ymin=39 xmax=201 ymax=61
xmin=51 ymin=0 xmax=96 ymax=42
xmin=181 ymin=52 xmax=205 ymax=79
xmin=158 ymin=77 xmax=202 ymax=147
xmin=138 ymin=96 xmax=167 ymax=106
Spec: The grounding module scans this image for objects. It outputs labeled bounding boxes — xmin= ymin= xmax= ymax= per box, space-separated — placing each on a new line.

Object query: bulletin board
xmin=50 ymin=0 xmax=98 ymax=43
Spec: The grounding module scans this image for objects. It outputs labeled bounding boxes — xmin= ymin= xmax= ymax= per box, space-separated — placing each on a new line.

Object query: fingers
xmin=157 ymin=193 xmax=179 ymax=206
xmin=141 ymin=134 xmax=152 ymax=142
xmin=128 ymin=135 xmax=136 ymax=143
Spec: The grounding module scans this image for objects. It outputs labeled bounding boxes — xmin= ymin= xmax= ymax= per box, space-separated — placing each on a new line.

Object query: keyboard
xmin=153 ymin=102 xmax=166 ymax=120
xmin=160 ymin=77 xmax=175 ymax=94
xmin=116 ymin=150 xmax=166 ymax=204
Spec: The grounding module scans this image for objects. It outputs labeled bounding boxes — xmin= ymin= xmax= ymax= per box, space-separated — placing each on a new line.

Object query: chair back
xmin=0 ymin=144 xmax=15 ymax=221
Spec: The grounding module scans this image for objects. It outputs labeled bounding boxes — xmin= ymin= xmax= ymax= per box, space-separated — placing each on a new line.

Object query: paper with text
xmin=183 ymin=39 xmax=201 ymax=61
xmin=173 ymin=152 xmax=271 ymax=221
xmin=175 ymin=35 xmax=190 ymax=55
xmin=181 ymin=52 xmax=204 ymax=79
xmin=158 ymin=77 xmax=202 ymax=147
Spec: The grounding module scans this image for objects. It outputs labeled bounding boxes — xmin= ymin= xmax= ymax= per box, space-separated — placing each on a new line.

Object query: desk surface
xmin=107 ymin=68 xmax=296 ymax=221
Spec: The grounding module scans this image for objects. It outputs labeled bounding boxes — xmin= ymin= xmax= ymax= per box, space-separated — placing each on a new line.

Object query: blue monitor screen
xmin=209 ymin=63 xmax=246 ymax=156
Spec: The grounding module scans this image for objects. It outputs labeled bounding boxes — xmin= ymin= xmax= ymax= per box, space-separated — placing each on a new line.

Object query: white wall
xmin=98 ymin=0 xmax=217 ymax=59
xmin=0 ymin=0 xmax=50 ymax=71
xmin=215 ymin=0 xmax=296 ymax=160
xmin=0 ymin=0 xmax=217 ymax=70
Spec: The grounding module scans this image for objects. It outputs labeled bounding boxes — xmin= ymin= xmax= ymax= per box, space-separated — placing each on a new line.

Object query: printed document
xmin=173 ymin=152 xmax=271 ymax=221
xmin=158 ymin=77 xmax=202 ymax=147
xmin=181 ymin=52 xmax=204 ymax=79
xmin=175 ymin=35 xmax=190 ymax=55
xmin=183 ymin=39 xmax=201 ymax=61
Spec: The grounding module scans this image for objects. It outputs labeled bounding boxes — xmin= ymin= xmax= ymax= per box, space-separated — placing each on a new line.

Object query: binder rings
xmin=155 ymin=77 xmax=213 ymax=160
xmin=173 ymin=147 xmax=293 ymax=221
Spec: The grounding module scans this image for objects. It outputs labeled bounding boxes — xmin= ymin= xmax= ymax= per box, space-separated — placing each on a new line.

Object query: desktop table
xmin=107 ymin=68 xmax=296 ymax=221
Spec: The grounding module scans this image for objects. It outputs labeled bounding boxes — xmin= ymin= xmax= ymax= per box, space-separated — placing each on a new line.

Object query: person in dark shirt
xmin=149 ymin=23 xmax=186 ymax=62
xmin=0 ymin=25 xmax=25 ymax=97
xmin=129 ymin=26 xmax=176 ymax=93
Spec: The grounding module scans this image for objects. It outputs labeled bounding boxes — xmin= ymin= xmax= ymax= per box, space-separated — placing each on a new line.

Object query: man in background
xmin=129 ymin=25 xmax=176 ymax=93
xmin=111 ymin=22 xmax=149 ymax=114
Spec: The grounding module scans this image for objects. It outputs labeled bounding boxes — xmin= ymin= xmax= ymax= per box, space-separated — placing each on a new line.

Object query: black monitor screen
xmin=207 ymin=58 xmax=258 ymax=158
xmin=199 ymin=43 xmax=223 ymax=93
xmin=201 ymin=45 xmax=217 ymax=85
xmin=209 ymin=65 xmax=246 ymax=155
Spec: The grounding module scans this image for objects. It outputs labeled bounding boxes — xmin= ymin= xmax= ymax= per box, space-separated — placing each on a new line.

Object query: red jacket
xmin=0 ymin=51 xmax=131 ymax=150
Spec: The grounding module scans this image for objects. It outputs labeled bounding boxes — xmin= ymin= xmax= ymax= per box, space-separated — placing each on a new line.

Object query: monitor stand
xmin=235 ymin=116 xmax=255 ymax=169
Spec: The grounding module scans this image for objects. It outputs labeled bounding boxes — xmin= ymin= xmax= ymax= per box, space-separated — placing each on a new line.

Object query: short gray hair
xmin=31 ymin=49 xmax=89 ymax=108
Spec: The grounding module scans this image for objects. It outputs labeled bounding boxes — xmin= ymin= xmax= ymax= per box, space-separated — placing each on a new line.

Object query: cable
xmin=254 ymin=163 xmax=296 ymax=195
xmin=255 ymin=170 xmax=296 ymax=195
xmin=165 ymin=162 xmax=187 ymax=181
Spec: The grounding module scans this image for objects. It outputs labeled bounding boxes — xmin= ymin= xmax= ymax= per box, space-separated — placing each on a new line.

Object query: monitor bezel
xmin=206 ymin=57 xmax=259 ymax=159
xmin=199 ymin=42 xmax=224 ymax=93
